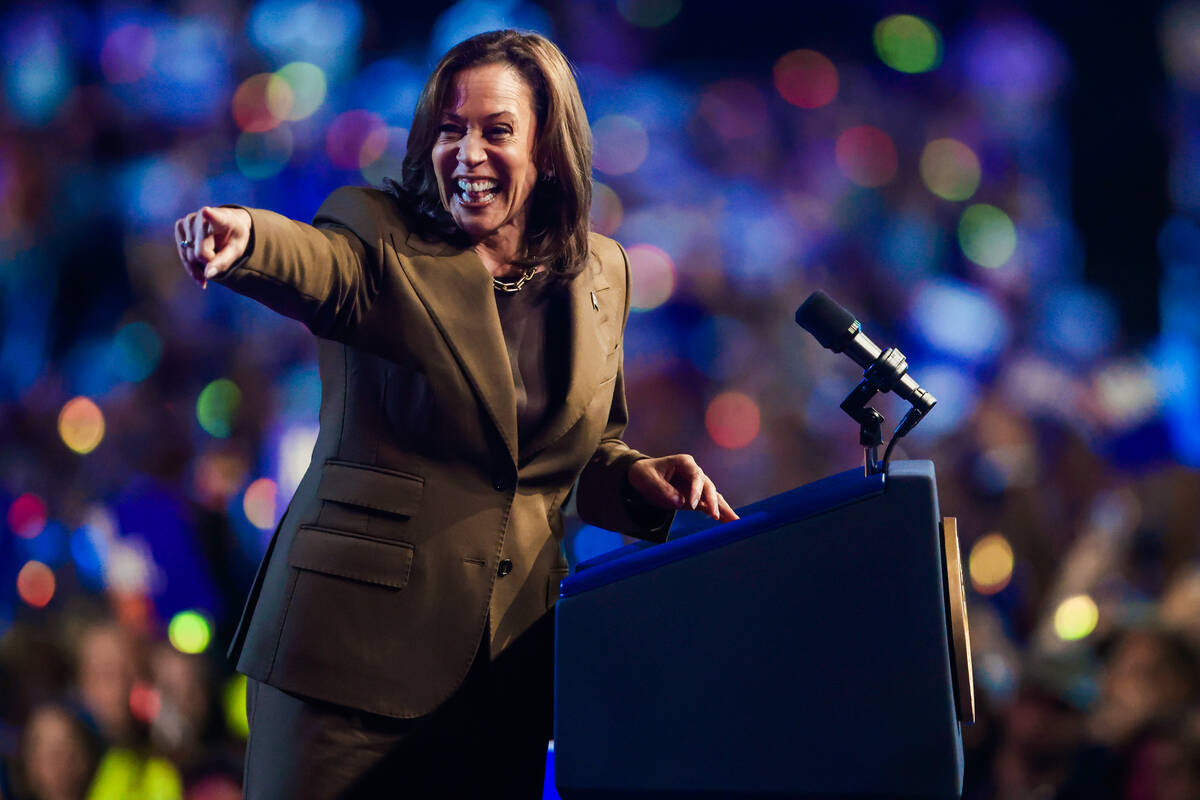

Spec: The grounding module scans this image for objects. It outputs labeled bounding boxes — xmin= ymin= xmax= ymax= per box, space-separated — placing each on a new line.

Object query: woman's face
xmin=432 ymin=62 xmax=540 ymax=244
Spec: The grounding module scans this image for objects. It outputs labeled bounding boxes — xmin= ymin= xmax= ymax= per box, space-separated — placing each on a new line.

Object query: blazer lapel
xmin=521 ymin=252 xmax=613 ymax=464
xmin=392 ymin=231 xmax=518 ymax=466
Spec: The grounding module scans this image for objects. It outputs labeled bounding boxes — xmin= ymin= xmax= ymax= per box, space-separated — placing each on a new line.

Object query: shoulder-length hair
xmin=390 ymin=30 xmax=593 ymax=278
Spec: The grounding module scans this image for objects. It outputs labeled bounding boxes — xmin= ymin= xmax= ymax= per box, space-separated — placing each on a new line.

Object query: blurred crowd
xmin=3 ymin=620 xmax=243 ymax=799
xmin=2 ymin=1 xmax=1199 ymax=798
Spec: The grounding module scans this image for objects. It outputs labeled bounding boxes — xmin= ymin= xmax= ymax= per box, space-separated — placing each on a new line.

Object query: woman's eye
xmin=437 ymin=124 xmax=461 ymax=135
xmin=488 ymin=127 xmax=512 ymax=137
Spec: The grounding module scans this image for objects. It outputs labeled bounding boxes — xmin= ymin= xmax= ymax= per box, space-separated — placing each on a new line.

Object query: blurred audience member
xmin=16 ymin=703 xmax=101 ymax=800
xmin=991 ymin=670 xmax=1087 ymax=800
xmin=72 ymin=624 xmax=137 ymax=746
xmin=1089 ymin=629 xmax=1200 ymax=750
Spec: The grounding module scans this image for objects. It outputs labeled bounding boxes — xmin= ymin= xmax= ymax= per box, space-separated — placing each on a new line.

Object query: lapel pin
xmin=590 ymin=290 xmax=599 ymax=311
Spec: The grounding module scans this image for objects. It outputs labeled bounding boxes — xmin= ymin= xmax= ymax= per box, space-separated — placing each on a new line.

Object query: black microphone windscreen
xmin=795 ymin=291 xmax=858 ymax=351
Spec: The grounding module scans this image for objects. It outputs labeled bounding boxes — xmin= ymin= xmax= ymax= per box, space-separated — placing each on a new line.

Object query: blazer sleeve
xmin=212 ymin=186 xmax=388 ymax=341
xmin=575 ymin=241 xmax=675 ymax=541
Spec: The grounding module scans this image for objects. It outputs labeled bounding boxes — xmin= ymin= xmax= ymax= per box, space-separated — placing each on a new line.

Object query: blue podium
xmin=554 ymin=460 xmax=973 ymax=799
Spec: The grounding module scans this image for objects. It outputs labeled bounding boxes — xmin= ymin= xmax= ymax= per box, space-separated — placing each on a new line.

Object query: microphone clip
xmin=839 ymin=347 xmax=911 ymax=476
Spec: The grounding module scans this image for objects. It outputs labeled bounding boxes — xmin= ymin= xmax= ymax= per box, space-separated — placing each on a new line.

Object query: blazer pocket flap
xmin=288 ymin=526 xmax=414 ymax=589
xmin=318 ymin=460 xmax=424 ymax=517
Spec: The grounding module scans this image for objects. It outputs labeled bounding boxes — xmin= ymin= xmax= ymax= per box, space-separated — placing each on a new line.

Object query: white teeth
xmin=457 ymin=179 xmax=498 ymax=192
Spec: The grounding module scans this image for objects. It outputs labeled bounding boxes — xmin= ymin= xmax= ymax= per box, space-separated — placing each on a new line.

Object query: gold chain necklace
xmin=492 ymin=267 xmax=538 ymax=293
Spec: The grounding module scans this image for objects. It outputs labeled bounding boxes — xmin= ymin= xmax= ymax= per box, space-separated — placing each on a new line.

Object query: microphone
xmin=795 ymin=291 xmax=936 ymax=420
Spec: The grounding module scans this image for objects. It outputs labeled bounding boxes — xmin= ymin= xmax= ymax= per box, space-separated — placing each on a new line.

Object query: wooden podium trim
xmin=942 ymin=516 xmax=976 ymax=724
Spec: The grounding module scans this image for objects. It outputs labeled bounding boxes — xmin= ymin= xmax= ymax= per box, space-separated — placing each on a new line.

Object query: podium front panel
xmin=555 ymin=461 xmax=965 ymax=799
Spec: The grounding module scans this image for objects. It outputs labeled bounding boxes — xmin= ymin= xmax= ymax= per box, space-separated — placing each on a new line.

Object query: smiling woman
xmin=171 ymin=29 xmax=736 ymax=799
xmin=392 ymin=30 xmax=595 ymax=280
xmin=431 ymin=63 xmax=542 ymax=262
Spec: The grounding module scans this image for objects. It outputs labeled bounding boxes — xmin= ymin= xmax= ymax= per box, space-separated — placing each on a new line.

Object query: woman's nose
xmin=457 ymin=132 xmax=485 ymax=166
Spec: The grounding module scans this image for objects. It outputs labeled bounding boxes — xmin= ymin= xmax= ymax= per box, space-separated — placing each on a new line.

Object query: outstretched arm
xmin=173 ymin=187 xmax=385 ymax=340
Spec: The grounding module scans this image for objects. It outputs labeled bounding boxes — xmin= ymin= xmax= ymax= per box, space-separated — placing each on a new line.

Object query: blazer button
xmin=492 ymin=478 xmax=508 ymax=492
xmin=497 ymin=559 xmax=513 ymax=577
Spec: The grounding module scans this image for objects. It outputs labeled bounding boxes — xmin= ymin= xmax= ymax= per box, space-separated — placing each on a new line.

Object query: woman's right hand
xmin=174 ymin=206 xmax=252 ymax=289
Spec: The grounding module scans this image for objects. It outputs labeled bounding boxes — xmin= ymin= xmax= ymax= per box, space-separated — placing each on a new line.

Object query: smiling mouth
xmin=455 ymin=178 xmax=499 ymax=206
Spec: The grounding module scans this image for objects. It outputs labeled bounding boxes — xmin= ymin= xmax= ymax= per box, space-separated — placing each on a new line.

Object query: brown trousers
xmin=242 ymin=610 xmax=555 ymax=799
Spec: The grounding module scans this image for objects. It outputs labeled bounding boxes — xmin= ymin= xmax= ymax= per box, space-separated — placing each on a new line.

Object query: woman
xmin=174 ymin=30 xmax=737 ymax=798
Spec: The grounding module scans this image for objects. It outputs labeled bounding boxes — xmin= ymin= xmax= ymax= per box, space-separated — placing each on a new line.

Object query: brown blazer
xmin=218 ymin=186 xmax=670 ymax=719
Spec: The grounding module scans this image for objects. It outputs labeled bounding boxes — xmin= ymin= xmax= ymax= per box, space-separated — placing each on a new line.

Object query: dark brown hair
xmin=390 ymin=30 xmax=593 ymax=277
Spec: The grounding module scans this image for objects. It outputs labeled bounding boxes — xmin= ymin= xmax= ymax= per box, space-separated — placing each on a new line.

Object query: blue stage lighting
xmin=908 ymin=279 xmax=1009 ymax=363
xmin=249 ymin=0 xmax=363 ymax=74
xmin=429 ymin=1 xmax=553 ymax=64
xmin=2 ymin=11 xmax=74 ymax=125
xmin=1034 ymin=286 xmax=1117 ymax=362
xmin=350 ymin=59 xmax=424 ymax=128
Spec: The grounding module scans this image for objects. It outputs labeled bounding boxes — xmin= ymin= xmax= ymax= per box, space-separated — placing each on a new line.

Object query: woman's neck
xmin=472 ymin=225 xmax=528 ymax=279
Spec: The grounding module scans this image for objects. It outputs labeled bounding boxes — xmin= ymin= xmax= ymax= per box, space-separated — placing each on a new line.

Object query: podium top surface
xmin=562 ymin=460 xmax=936 ymax=599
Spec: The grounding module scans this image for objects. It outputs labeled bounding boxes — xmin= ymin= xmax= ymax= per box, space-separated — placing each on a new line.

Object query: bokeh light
xmin=351 ymin=59 xmax=424 ymax=128
xmin=617 ymin=0 xmax=682 ymax=27
xmin=590 ymin=182 xmax=624 ymax=236
xmin=100 ymin=24 xmax=156 ymax=84
xmin=360 ymin=126 xmax=408 ymax=186
xmin=326 ymin=110 xmax=388 ymax=170
xmin=243 ymin=478 xmax=278 ymax=531
xmin=592 ymin=115 xmax=650 ymax=176
xmin=879 ymin=212 xmax=944 ymax=280
xmin=698 ymin=80 xmax=768 ymax=141
xmin=625 ymin=244 xmax=675 ymax=310
xmin=20 ymin=521 xmax=67 ymax=568
xmin=70 ymin=522 xmax=108 ymax=591
xmin=835 ymin=125 xmax=898 ymax=188
xmin=429 ymin=1 xmax=553 ymax=63
xmin=1094 ymin=358 xmax=1160 ymax=429
xmin=968 ymin=532 xmax=1015 ymax=594
xmin=262 ymin=77 xmax=294 ymax=123
xmin=909 ymin=280 xmax=1010 ymax=363
xmin=911 ymin=364 xmax=979 ymax=436
xmin=874 ymin=14 xmax=942 ymax=74
xmin=16 ymin=561 xmax=55 ymax=608
xmin=688 ymin=316 xmax=756 ymax=381
xmin=1054 ymin=594 xmax=1099 ymax=641
xmin=1036 ymin=286 xmax=1118 ymax=362
xmin=112 ymin=321 xmax=163 ymax=382
xmin=705 ymin=392 xmax=761 ymax=450
xmin=223 ymin=675 xmax=250 ymax=740
xmin=168 ymin=610 xmax=212 ymax=655
xmin=129 ymin=682 xmax=161 ymax=723
xmin=773 ymin=49 xmax=838 ymax=109
xmin=197 ymin=379 xmax=241 ymax=438
xmin=232 ymin=73 xmax=281 ymax=133
xmin=58 ymin=397 xmax=105 ymax=454
xmin=118 ymin=157 xmax=195 ymax=227
xmin=248 ymin=0 xmax=364 ymax=74
xmin=277 ymin=424 xmax=319 ymax=497
xmin=120 ymin=17 xmax=230 ymax=125
xmin=268 ymin=62 xmax=326 ymax=122
xmin=958 ymin=204 xmax=1017 ymax=268
xmin=919 ymin=139 xmax=981 ymax=201
xmin=2 ymin=12 xmax=74 ymax=125
xmin=236 ymin=127 xmax=294 ymax=180
xmin=963 ymin=18 xmax=1067 ymax=106
xmin=8 ymin=493 xmax=47 ymax=539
